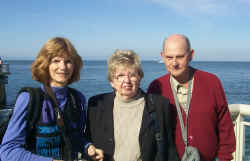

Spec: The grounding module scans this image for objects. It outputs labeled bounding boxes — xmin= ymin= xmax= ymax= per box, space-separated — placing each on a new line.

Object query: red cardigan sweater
xmin=148 ymin=68 xmax=235 ymax=161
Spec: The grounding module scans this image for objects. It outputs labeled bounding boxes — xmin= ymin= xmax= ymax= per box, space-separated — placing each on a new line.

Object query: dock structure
xmin=0 ymin=63 xmax=10 ymax=108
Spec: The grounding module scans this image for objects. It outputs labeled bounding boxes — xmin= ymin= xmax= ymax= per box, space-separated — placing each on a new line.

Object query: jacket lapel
xmin=139 ymin=91 xmax=154 ymax=136
xmin=102 ymin=92 xmax=115 ymax=143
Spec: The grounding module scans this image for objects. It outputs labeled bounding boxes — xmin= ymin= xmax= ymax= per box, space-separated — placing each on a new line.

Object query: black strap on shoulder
xmin=147 ymin=94 xmax=165 ymax=161
xmin=18 ymin=87 xmax=43 ymax=128
xmin=65 ymin=87 xmax=82 ymax=123
xmin=67 ymin=87 xmax=79 ymax=110
xmin=17 ymin=87 xmax=43 ymax=149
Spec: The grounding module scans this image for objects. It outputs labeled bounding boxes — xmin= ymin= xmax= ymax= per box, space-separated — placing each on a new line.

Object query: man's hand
xmin=88 ymin=144 xmax=104 ymax=161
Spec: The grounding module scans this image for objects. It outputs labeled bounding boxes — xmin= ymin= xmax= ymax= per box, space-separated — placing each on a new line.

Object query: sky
xmin=0 ymin=0 xmax=250 ymax=61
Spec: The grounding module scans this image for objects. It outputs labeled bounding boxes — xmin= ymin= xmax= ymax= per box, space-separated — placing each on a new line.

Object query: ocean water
xmin=4 ymin=60 xmax=250 ymax=105
xmin=2 ymin=60 xmax=250 ymax=160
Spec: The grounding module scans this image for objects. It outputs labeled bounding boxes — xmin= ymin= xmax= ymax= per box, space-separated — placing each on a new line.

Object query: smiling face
xmin=110 ymin=65 xmax=141 ymax=100
xmin=161 ymin=34 xmax=194 ymax=83
xmin=49 ymin=56 xmax=74 ymax=87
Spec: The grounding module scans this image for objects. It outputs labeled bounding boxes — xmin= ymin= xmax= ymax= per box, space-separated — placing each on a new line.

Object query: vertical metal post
xmin=233 ymin=114 xmax=244 ymax=161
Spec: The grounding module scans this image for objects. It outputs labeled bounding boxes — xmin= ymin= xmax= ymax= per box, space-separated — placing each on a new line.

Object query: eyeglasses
xmin=114 ymin=73 xmax=139 ymax=82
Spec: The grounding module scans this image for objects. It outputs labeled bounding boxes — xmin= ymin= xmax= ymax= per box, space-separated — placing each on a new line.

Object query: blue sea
xmin=3 ymin=60 xmax=250 ymax=160
xmin=4 ymin=60 xmax=250 ymax=105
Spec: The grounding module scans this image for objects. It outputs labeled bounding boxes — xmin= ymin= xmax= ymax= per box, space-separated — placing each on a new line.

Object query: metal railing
xmin=229 ymin=104 xmax=250 ymax=161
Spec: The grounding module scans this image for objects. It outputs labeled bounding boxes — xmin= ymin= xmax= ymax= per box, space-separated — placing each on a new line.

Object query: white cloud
xmin=149 ymin=0 xmax=244 ymax=16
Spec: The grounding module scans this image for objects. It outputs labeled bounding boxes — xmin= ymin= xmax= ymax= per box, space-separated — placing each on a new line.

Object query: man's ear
xmin=189 ymin=49 xmax=194 ymax=61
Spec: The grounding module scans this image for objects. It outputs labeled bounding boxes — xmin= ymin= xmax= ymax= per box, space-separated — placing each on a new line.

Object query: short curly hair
xmin=107 ymin=49 xmax=144 ymax=82
xmin=31 ymin=37 xmax=83 ymax=85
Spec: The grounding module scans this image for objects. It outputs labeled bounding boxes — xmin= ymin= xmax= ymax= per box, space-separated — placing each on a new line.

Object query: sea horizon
xmin=2 ymin=60 xmax=250 ymax=106
xmin=2 ymin=59 xmax=250 ymax=63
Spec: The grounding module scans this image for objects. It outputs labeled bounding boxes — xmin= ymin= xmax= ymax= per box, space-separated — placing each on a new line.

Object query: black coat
xmin=86 ymin=90 xmax=179 ymax=161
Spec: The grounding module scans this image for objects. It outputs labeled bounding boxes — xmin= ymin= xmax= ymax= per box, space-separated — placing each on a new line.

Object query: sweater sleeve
xmin=214 ymin=78 xmax=236 ymax=161
xmin=0 ymin=92 xmax=52 ymax=161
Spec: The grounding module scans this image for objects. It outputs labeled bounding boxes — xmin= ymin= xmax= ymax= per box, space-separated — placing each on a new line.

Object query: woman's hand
xmin=88 ymin=144 xmax=104 ymax=161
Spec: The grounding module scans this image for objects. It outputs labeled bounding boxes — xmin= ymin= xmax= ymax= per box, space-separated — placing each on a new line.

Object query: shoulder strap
xmin=64 ymin=87 xmax=82 ymax=124
xmin=18 ymin=87 xmax=43 ymax=129
xmin=17 ymin=87 xmax=43 ymax=149
xmin=147 ymin=94 xmax=164 ymax=161
xmin=170 ymin=78 xmax=192 ymax=147
xmin=67 ymin=87 xmax=81 ymax=110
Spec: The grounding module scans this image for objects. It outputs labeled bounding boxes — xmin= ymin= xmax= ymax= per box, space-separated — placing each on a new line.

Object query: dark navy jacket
xmin=87 ymin=89 xmax=179 ymax=161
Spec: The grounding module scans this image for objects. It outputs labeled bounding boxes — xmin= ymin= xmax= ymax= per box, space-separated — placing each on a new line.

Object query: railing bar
xmin=240 ymin=121 xmax=250 ymax=126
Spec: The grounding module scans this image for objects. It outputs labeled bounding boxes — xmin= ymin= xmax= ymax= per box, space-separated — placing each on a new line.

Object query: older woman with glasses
xmin=87 ymin=50 xmax=179 ymax=161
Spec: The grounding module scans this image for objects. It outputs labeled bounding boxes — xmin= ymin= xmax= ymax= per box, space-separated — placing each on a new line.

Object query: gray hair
xmin=107 ymin=49 xmax=144 ymax=82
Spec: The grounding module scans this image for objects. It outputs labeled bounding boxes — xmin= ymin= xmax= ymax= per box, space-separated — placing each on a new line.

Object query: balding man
xmin=148 ymin=34 xmax=235 ymax=161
